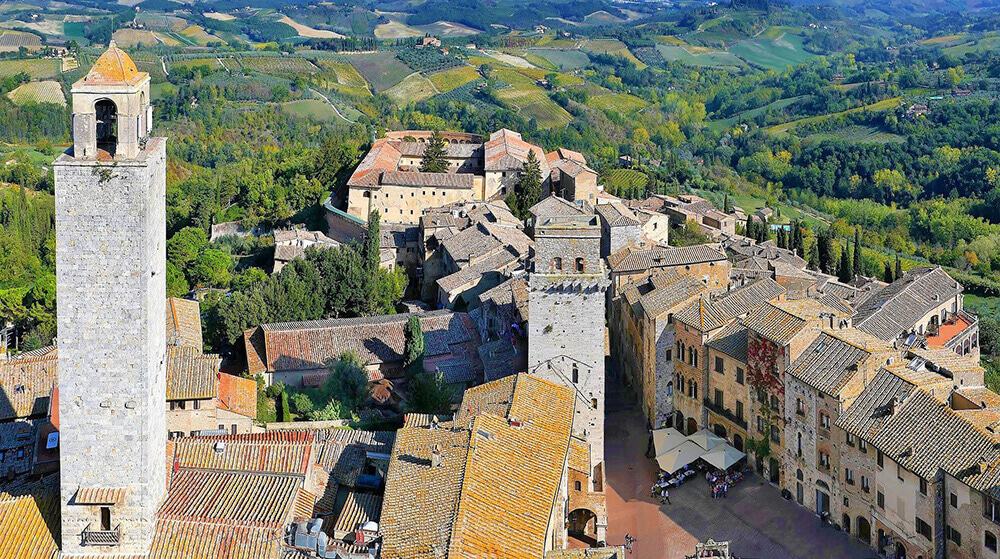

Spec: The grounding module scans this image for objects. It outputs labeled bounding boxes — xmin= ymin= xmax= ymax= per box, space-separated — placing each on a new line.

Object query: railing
xmin=703 ymin=398 xmax=748 ymax=429
xmin=81 ymin=524 xmax=121 ymax=546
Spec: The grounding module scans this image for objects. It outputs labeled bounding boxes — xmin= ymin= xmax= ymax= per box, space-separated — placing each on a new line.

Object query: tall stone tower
xmin=528 ymin=212 xmax=609 ymax=472
xmin=54 ymin=42 xmax=166 ymax=556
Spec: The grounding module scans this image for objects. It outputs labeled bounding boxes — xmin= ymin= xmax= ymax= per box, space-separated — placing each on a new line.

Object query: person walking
xmin=663 ymin=488 xmax=671 ymax=504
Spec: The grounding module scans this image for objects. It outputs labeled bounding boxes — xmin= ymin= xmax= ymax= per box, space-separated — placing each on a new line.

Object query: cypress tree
xmin=808 ymin=240 xmax=820 ymax=271
xmin=895 ymin=254 xmax=903 ymax=281
xmin=363 ymin=209 xmax=381 ymax=274
xmin=404 ymin=315 xmax=425 ymax=375
xmin=852 ymin=228 xmax=862 ymax=278
xmin=420 ymin=131 xmax=448 ymax=173
xmin=838 ymin=243 xmax=853 ymax=283
xmin=883 ymin=261 xmax=894 ymax=283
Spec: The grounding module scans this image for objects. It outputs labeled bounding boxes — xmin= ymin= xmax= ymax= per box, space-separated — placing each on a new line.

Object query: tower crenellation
xmin=54 ymin=42 xmax=166 ymax=557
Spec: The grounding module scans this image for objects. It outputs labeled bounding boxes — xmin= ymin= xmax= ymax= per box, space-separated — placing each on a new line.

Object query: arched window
xmin=572 ymin=364 xmax=579 ymax=383
xmin=692 ymin=381 xmax=698 ymax=399
xmin=575 ymin=257 xmax=584 ymax=272
xmin=95 ymin=99 xmax=118 ymax=156
xmin=553 ymin=257 xmax=563 ymax=271
xmin=574 ymin=480 xmax=582 ymax=491
xmin=796 ymin=468 xmax=804 ymax=481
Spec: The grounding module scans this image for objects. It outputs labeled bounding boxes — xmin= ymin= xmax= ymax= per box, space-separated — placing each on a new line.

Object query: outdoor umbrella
xmin=652 ymin=427 xmax=687 ymax=457
xmin=686 ymin=429 xmax=725 ymax=451
xmin=701 ymin=444 xmax=747 ymax=471
xmin=655 ymin=441 xmax=705 ymax=474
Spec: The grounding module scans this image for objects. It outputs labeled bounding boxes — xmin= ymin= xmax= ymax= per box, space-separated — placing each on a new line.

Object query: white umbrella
xmin=655 ymin=441 xmax=705 ymax=474
xmin=687 ymin=429 xmax=725 ymax=451
xmin=701 ymin=444 xmax=746 ymax=471
xmin=652 ymin=427 xmax=687 ymax=457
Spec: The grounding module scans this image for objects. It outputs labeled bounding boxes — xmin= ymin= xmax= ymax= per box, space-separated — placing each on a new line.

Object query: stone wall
xmin=54 ymin=137 xmax=167 ymax=555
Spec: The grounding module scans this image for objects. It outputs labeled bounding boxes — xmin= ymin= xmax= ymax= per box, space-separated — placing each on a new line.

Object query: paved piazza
xmin=602 ymin=377 xmax=876 ymax=559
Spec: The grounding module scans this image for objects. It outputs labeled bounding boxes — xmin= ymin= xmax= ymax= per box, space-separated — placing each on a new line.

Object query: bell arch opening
xmin=95 ymin=98 xmax=118 ymax=156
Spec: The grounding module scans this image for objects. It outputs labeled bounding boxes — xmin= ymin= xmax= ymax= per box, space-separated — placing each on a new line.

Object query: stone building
xmin=528 ymin=211 xmax=609 ymax=477
xmin=53 ymin=42 xmax=166 ymax=556
xmin=671 ymin=278 xmax=786 ymax=436
xmin=607 ymin=243 xmax=730 ymax=295
xmin=854 ymin=266 xmax=979 ymax=359
xmin=595 ymin=201 xmax=643 ymax=257
xmin=271 ymin=229 xmax=340 ymax=274
xmin=612 ymin=271 xmax=706 ymax=429
xmin=782 ymin=328 xmax=892 ymax=524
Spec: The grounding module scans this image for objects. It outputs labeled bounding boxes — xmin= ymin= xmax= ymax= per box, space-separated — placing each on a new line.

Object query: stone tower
xmin=54 ymin=42 xmax=166 ymax=556
xmin=528 ymin=212 xmax=609 ymax=471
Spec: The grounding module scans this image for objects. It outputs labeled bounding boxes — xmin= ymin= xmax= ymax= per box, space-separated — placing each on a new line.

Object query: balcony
xmin=81 ymin=525 xmax=120 ymax=547
xmin=703 ymin=398 xmax=748 ymax=429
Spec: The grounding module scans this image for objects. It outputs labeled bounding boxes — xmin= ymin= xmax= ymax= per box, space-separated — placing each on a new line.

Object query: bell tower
xmin=53 ymin=42 xmax=166 ymax=556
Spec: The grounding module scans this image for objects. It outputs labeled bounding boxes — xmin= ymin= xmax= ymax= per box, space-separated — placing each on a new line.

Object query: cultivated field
xmin=0 ymin=30 xmax=42 ymax=52
xmin=413 ymin=21 xmax=481 ymax=37
xmin=0 ymin=58 xmax=60 ymax=79
xmin=280 ymin=99 xmax=341 ymax=122
xmin=581 ymin=39 xmax=646 ymax=69
xmin=315 ymin=59 xmax=370 ymax=97
xmin=385 ymin=73 xmax=438 ymax=103
xmin=112 ymin=29 xmax=163 ymax=48
xmin=708 ymin=95 xmax=808 ymax=131
xmin=729 ymin=28 xmax=815 ymax=71
xmin=528 ymin=48 xmax=590 ymax=70
xmin=342 ymin=52 xmax=413 ymax=92
xmin=374 ymin=20 xmax=423 ymax=39
xmin=6 ymin=80 xmax=65 ymax=106
xmin=587 ymin=92 xmax=647 ymax=113
xmin=428 ymin=65 xmax=480 ymax=93
xmin=654 ymin=38 xmax=745 ymax=68
xmin=767 ymin=97 xmax=901 ymax=134
xmin=170 ymin=57 xmax=225 ymax=71
xmin=482 ymin=50 xmax=535 ymax=69
xmin=803 ymin=125 xmax=905 ymax=144
xmin=279 ymin=16 xmax=344 ymax=39
xmin=238 ymin=56 xmax=320 ymax=76
xmin=180 ymin=24 xmax=224 ymax=46
xmin=204 ymin=12 xmax=236 ymax=22
xmin=494 ymin=68 xmax=571 ymax=129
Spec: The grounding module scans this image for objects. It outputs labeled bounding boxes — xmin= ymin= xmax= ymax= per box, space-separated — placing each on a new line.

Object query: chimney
xmin=431 ymin=444 xmax=442 ymax=467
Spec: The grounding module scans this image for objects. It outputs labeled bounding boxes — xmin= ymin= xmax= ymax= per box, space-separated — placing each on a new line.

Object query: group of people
xmin=707 ymin=470 xmax=744 ymax=499
xmin=651 ymin=467 xmax=698 ymax=503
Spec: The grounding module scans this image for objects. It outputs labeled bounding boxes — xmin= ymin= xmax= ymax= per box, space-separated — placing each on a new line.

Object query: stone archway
xmin=842 ymin=514 xmax=851 ymax=535
xmin=713 ymin=424 xmax=727 ymax=438
xmin=95 ymin=98 xmax=118 ymax=156
xmin=895 ymin=542 xmax=907 ymax=559
xmin=733 ymin=434 xmax=744 ymax=451
xmin=567 ymin=508 xmax=599 ymax=544
xmin=857 ymin=517 xmax=871 ymax=545
xmin=675 ymin=411 xmax=685 ymax=431
xmin=686 ymin=417 xmax=698 ymax=435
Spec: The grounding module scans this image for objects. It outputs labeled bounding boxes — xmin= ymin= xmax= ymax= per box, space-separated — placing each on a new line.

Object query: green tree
xmin=407 ymin=370 xmax=455 ymax=415
xmin=838 ymin=243 xmax=853 ymax=283
xmin=807 ymin=240 xmax=820 ymax=271
xmin=852 ymin=227 xmax=862 ymax=278
xmin=371 ymin=267 xmax=407 ymax=315
xmin=818 ymin=229 xmax=835 ymax=274
xmin=166 ymin=261 xmax=190 ymax=298
xmin=420 ymin=131 xmax=449 ymax=173
xmin=894 ymin=254 xmax=902 ymax=280
xmin=404 ymin=315 xmax=425 ymax=374
xmin=883 ymin=261 xmax=894 ymax=283
xmin=167 ymin=226 xmax=209 ymax=269
xmin=506 ymin=150 xmax=543 ymax=221
xmin=190 ymin=248 xmax=233 ymax=287
xmin=363 ymin=209 xmax=381 ymax=274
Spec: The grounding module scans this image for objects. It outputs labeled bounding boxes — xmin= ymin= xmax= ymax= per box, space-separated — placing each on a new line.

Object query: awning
xmin=686 ymin=429 xmax=725 ymax=451
xmin=75 ymin=487 xmax=128 ymax=506
xmin=652 ymin=427 xmax=687 ymax=457
xmin=701 ymin=444 xmax=746 ymax=470
xmin=655 ymin=441 xmax=704 ymax=474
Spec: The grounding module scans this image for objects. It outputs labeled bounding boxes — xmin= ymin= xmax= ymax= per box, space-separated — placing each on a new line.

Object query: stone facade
xmin=55 ymin=47 xmax=166 ymax=556
xmin=528 ymin=213 xmax=608 ymax=473
xmin=704 ymin=342 xmax=750 ymax=452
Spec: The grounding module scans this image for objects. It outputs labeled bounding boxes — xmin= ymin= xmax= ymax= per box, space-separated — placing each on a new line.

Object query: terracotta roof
xmin=674 ymin=277 xmax=786 ymax=332
xmin=217 ymin=373 xmax=257 ymax=419
xmin=436 ymin=247 xmax=519 ymax=294
xmin=330 ymin=490 xmax=382 ymax=539
xmin=476 ymin=276 xmax=529 ymax=323
xmin=706 ymin=322 xmax=749 ymax=363
xmin=172 ymin=431 xmax=314 ymax=476
xmin=742 ymin=302 xmax=809 ymax=345
xmin=634 ymin=272 xmax=707 ymax=319
xmin=0 ymin=352 xmax=58 ymax=421
xmin=441 ymin=224 xmax=503 ymax=263
xmin=528 ymin=195 xmax=586 ymax=219
xmin=484 ymin=129 xmax=549 ymax=174
xmin=166 ymin=297 xmax=203 ymax=349
xmin=160 ymin=469 xmax=306 ymax=526
xmin=381 ymin=171 xmax=475 ymax=189
xmin=786 ymin=331 xmax=874 ymax=395
xmin=607 ymin=244 xmax=727 ymax=273
xmin=380 ymin=374 xmax=575 ymax=559
xmin=854 ymin=267 xmax=962 ymax=341
xmin=149 ymin=521 xmax=281 ymax=559
xmin=79 ymin=41 xmax=146 ymax=86
xmin=0 ymin=476 xmax=59 ymax=559
xmin=347 ymin=139 xmax=402 ymax=188
xmin=595 ymin=201 xmax=641 ymax=227
xmin=311 ymin=429 xmax=395 ymax=488
xmin=166 ymin=346 xmax=219 ymax=401
xmin=75 ymin=486 xmax=128 ymax=505
xmin=251 ymin=310 xmax=476 ymax=373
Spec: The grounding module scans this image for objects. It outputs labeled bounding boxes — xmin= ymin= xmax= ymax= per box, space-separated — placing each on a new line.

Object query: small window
xmin=574 ymin=480 xmax=582 ymax=491
xmin=861 ymin=476 xmax=870 ymax=493
xmin=947 ymin=525 xmax=962 ymax=546
xmin=736 ymin=367 xmax=745 ymax=385
xmin=100 ymin=507 xmax=112 ymax=531
xmin=916 ymin=517 xmax=932 ymax=540
xmin=193 ymin=400 xmax=200 ymax=411
xmin=553 ymin=257 xmax=563 ymax=271
xmin=796 ymin=399 xmax=805 ymax=416
xmin=665 ymin=349 xmax=672 ymax=362
xmin=820 ymin=413 xmax=830 ymax=429
xmin=920 ymin=478 xmax=928 ymax=496
xmin=951 ymin=493 xmax=958 ymax=508
xmin=735 ymin=401 xmax=744 ymax=421
xmin=714 ymin=389 xmax=723 ymax=408
xmin=572 ymin=364 xmax=579 ymax=384
xmin=846 ymin=433 xmax=855 ymax=447
xmin=877 ymin=450 xmax=884 ymax=468
xmin=575 ymin=257 xmax=584 ymax=272
xmin=986 ymin=531 xmax=997 ymax=552
xmin=714 ymin=356 xmax=724 ymax=374
xmin=591 ymin=398 xmax=598 ymax=410
xmin=844 ymin=468 xmax=854 ymax=484
xmin=877 ymin=491 xmax=885 ymax=509
xmin=859 ymin=439 xmax=868 ymax=453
